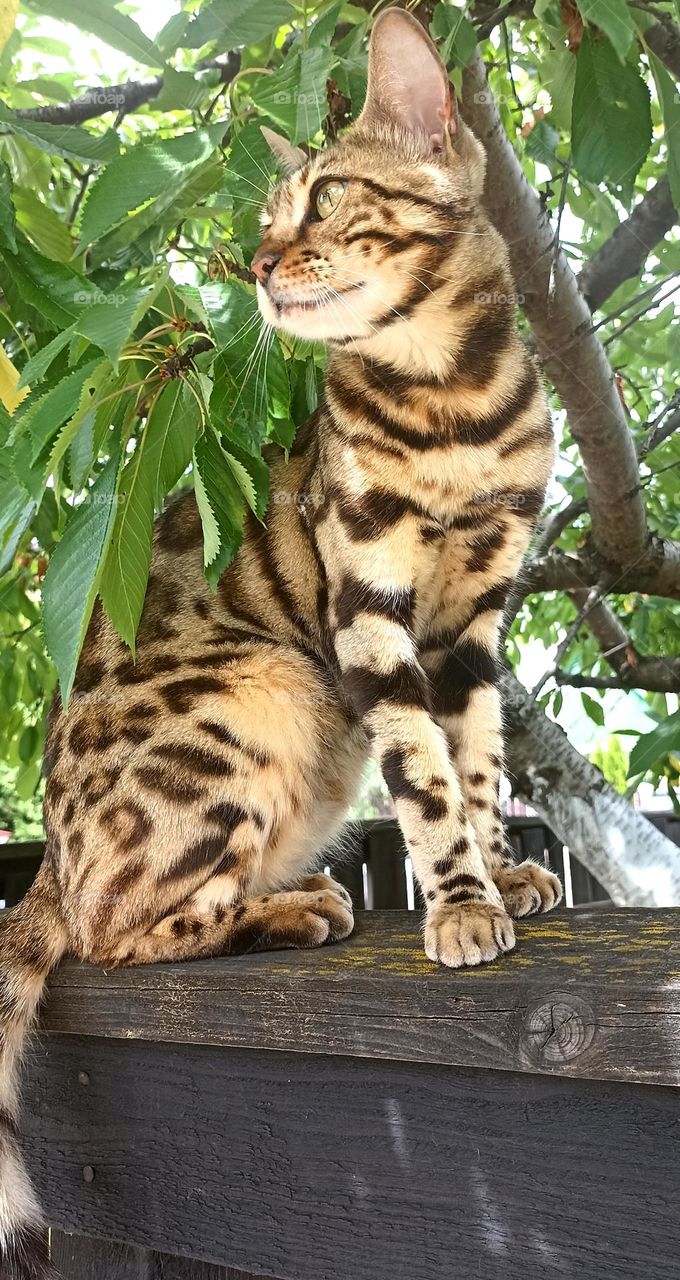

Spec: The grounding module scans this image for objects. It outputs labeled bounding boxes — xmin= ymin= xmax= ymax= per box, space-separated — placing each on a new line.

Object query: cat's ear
xmin=358 ymin=8 xmax=455 ymax=151
xmin=260 ymin=126 xmax=306 ymax=174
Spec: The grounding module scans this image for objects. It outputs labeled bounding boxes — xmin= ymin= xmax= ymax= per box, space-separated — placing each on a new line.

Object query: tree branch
xmin=524 ymin=546 xmax=680 ymax=599
xmin=502 ymin=668 xmax=680 ymax=904
xmin=461 ymin=52 xmax=680 ymax=593
xmin=13 ymin=54 xmax=240 ymax=126
xmin=556 ymin=664 xmax=680 ymax=692
xmin=577 ymin=179 xmax=677 ymax=312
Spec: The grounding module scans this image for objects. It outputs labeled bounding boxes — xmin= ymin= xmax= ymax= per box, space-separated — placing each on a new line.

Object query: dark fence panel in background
xmin=2 ymin=815 xmax=679 ymax=911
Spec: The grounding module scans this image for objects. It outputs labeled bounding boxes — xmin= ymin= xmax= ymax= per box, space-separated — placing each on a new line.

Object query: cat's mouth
xmin=273 ymin=281 xmax=364 ymax=317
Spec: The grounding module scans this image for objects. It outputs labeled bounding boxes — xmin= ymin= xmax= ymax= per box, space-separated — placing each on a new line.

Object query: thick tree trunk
xmin=502 ymin=672 xmax=680 ymax=906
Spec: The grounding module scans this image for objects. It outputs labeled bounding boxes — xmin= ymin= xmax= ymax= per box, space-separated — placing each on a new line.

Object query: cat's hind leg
xmin=108 ymin=876 xmax=354 ymax=965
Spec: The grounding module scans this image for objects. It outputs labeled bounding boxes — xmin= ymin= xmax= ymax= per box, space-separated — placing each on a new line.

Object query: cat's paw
xmin=298 ymin=872 xmax=354 ymax=909
xmin=424 ymin=901 xmax=515 ymax=968
xmin=495 ymin=861 xmax=562 ymax=919
xmin=290 ymin=888 xmax=355 ymax=944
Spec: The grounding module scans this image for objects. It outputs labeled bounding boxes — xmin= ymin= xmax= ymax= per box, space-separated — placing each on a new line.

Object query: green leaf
xmin=144 ymin=378 xmax=200 ymax=507
xmin=18 ymin=325 xmax=76 ymax=389
xmin=46 ymin=361 xmax=110 ymax=477
xmin=42 ymin=444 xmax=121 ymax=705
xmin=580 ymin=691 xmax=605 ymax=726
xmin=154 ymin=66 xmax=221 ymax=112
xmin=74 ymin=277 xmax=166 ymax=370
xmin=576 ymin=0 xmax=634 ymax=62
xmin=98 ymin=382 xmax=198 ymax=651
xmin=251 ymin=46 xmax=335 ymax=144
xmin=26 ymin=0 xmax=164 ymax=67
xmin=0 ymin=105 xmax=119 ymax=165
xmin=4 ymin=234 xmax=90 ymax=329
xmin=541 ymin=47 xmax=576 ymax=132
xmin=68 ymin=368 xmax=129 ymax=491
xmin=650 ymin=54 xmax=680 ymax=210
xmin=628 ymin=711 xmax=680 ymax=777
xmin=0 ymin=158 xmax=17 ymax=253
xmin=193 ymin=427 xmax=245 ymax=589
xmin=78 ymin=125 xmax=226 ymax=249
xmin=23 ymin=359 xmax=102 ymax=464
xmin=430 ymin=3 xmax=477 ymax=68
xmin=571 ymin=31 xmax=652 ymax=190
xmin=308 ymin=1 xmax=344 ymax=47
xmin=180 ymin=0 xmax=293 ymax=52
xmin=13 ymin=186 xmax=73 ymax=264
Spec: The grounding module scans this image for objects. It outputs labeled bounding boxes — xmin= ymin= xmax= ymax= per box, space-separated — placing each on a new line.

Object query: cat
xmin=0 ymin=9 xmax=561 ymax=1275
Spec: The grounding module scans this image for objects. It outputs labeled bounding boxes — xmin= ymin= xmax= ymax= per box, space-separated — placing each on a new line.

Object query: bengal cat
xmin=0 ymin=10 xmax=561 ymax=1274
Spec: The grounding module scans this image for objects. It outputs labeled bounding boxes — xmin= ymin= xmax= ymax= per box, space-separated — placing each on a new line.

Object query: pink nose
xmin=251 ymin=250 xmax=281 ymax=285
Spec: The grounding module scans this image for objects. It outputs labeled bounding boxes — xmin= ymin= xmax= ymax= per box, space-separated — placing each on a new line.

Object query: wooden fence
xmin=3 ymin=813 xmax=680 ymax=912
xmin=22 ymin=905 xmax=680 ymax=1279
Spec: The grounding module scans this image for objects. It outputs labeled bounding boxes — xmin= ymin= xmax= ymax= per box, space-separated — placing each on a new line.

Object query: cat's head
xmin=252 ymin=7 xmax=486 ymax=342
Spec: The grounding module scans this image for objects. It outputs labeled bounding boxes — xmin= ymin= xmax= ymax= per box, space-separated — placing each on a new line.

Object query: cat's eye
xmin=314 ymin=179 xmax=346 ymax=220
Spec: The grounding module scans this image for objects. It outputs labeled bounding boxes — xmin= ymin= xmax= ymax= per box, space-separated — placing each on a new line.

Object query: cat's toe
xmin=495 ymin=861 xmax=562 ymax=918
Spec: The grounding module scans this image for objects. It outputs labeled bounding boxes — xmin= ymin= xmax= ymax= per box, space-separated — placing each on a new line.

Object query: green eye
xmin=315 ymin=179 xmax=346 ymax=219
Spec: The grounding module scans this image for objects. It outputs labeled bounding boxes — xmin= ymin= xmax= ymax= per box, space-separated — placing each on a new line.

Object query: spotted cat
xmin=0 ymin=10 xmax=561 ymax=1276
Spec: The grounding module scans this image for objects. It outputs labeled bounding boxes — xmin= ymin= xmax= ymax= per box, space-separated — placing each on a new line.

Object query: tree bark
xmin=578 ymin=179 xmax=677 ymax=312
xmin=502 ymin=671 xmax=680 ymax=905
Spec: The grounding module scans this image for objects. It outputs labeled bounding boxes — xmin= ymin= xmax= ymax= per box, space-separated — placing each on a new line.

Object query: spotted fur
xmin=1 ymin=12 xmax=562 ymax=1272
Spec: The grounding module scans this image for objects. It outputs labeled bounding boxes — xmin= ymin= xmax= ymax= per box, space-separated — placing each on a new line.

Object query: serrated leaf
xmin=68 ymin=368 xmax=129 ymax=492
xmin=42 ymin=444 xmax=121 ymax=705
xmin=193 ymin=427 xmax=245 ymax=589
xmin=98 ymin=383 xmax=198 ymax=651
xmin=571 ymin=31 xmax=652 ymax=191
xmin=628 ymin=711 xmax=680 ymax=778
xmin=0 ymin=344 xmax=29 ymax=414
xmin=13 ymin=187 xmax=73 ymax=262
xmin=5 ymin=234 xmax=90 ymax=329
xmin=25 ymin=359 xmax=101 ymax=464
xmin=0 ymin=157 xmax=16 ymax=252
xmin=180 ymin=0 xmax=293 ymax=52
xmin=154 ymin=66 xmax=221 ymax=112
xmin=430 ymin=3 xmax=477 ymax=68
xmin=0 ymin=105 xmax=119 ymax=165
xmin=650 ymin=54 xmax=680 ymax=210
xmin=144 ymin=378 xmax=200 ymax=508
xmin=26 ymin=0 xmax=164 ymax=67
xmin=18 ymin=324 xmax=76 ymax=389
xmin=74 ymin=278 xmax=165 ymax=370
xmin=46 ymin=361 xmax=110 ymax=477
xmin=78 ymin=125 xmax=226 ymax=250
xmin=251 ymin=46 xmax=335 ymax=144
xmin=576 ymin=0 xmax=633 ymax=62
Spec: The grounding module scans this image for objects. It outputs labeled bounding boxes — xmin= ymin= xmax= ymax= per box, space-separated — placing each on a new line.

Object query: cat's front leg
xmin=327 ymin=559 xmax=515 ymax=967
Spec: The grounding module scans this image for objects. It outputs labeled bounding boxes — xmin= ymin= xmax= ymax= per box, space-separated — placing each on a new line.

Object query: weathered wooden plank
xmin=50 ymin=1233 xmax=276 ymax=1279
xmin=50 ymin=1232 xmax=154 ymax=1278
xmin=24 ymin=1038 xmax=680 ymax=1280
xmin=39 ymin=908 xmax=680 ymax=1085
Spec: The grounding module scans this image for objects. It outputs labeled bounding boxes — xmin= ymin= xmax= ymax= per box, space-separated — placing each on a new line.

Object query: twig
xmin=531 ymin=585 xmax=602 ymax=699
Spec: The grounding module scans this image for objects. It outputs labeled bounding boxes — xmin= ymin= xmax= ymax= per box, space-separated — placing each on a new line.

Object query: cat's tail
xmin=0 ymin=863 xmax=68 ymax=1279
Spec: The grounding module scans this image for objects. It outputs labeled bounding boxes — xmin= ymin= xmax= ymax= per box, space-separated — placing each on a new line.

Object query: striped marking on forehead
xmin=271 ymin=160 xmax=326 ymax=233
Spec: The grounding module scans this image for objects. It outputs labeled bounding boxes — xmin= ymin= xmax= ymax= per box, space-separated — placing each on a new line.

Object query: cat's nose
xmin=251 ymin=250 xmax=281 ymax=286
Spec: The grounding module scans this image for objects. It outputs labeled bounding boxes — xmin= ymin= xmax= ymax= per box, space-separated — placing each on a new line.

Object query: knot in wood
xmin=522 ymin=992 xmax=595 ymax=1067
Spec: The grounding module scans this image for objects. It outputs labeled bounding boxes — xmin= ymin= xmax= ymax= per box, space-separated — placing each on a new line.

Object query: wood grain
xmin=50 ymin=1232 xmax=278 ymax=1280
xmin=24 ymin=1038 xmax=680 ymax=1280
xmin=39 ymin=907 xmax=680 ymax=1085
